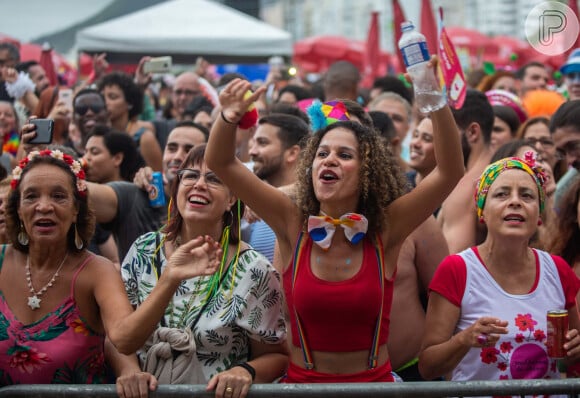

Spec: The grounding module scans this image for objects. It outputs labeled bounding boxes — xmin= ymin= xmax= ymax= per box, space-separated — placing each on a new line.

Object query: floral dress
xmin=121 ymin=231 xmax=287 ymax=381
xmin=0 ymin=251 xmax=106 ymax=385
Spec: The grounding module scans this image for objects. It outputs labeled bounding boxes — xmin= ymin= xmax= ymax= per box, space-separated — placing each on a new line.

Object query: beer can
xmin=546 ymin=309 xmax=568 ymax=358
xmin=148 ymin=172 xmax=166 ymax=208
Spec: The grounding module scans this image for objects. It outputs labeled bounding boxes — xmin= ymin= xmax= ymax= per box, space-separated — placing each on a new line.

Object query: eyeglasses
xmin=74 ymin=103 xmax=106 ymax=116
xmin=173 ymin=89 xmax=201 ymax=97
xmin=524 ymin=137 xmax=554 ymax=147
xmin=177 ymin=168 xmax=223 ymax=187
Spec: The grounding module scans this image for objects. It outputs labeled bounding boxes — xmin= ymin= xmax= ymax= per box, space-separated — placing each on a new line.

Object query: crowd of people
xmin=1 ymin=35 xmax=580 ymax=398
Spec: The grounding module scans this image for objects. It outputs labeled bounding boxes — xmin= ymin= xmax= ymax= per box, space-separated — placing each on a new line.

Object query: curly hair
xmin=295 ymin=121 xmax=407 ymax=234
xmin=97 ymin=71 xmax=144 ymax=119
xmin=547 ymin=178 xmax=580 ymax=266
xmin=163 ymin=144 xmax=245 ymax=244
xmin=6 ymin=156 xmax=95 ymax=253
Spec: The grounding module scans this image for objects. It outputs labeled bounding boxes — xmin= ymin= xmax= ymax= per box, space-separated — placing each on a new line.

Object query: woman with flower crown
xmin=419 ymin=153 xmax=580 ymax=388
xmin=205 ymin=66 xmax=464 ymax=383
xmin=0 ymin=139 xmax=223 ymax=385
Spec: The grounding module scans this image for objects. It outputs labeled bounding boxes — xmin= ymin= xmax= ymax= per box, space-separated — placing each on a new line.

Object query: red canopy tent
xmin=293 ymin=35 xmax=394 ymax=76
xmin=445 ymin=27 xmax=499 ymax=70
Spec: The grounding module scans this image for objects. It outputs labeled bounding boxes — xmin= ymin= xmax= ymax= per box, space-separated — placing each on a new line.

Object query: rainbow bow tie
xmin=307 ymin=213 xmax=368 ymax=250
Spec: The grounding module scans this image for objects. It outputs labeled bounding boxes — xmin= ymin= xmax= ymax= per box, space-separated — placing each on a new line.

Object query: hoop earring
xmin=74 ymin=224 xmax=84 ymax=250
xmin=18 ymin=221 xmax=29 ymax=246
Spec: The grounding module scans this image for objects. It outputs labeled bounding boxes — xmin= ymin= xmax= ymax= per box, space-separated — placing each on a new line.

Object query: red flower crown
xmin=11 ymin=149 xmax=87 ymax=197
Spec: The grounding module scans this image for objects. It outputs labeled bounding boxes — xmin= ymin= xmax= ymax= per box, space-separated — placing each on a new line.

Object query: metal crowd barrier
xmin=2 ymin=380 xmax=580 ymax=398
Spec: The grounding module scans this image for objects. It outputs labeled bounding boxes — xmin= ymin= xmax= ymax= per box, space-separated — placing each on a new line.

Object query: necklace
xmin=26 ymin=252 xmax=69 ymax=310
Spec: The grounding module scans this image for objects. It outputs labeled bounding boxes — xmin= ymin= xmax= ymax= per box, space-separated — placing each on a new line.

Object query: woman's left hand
xmin=164 ymin=235 xmax=222 ymax=284
xmin=219 ymin=78 xmax=264 ymax=125
xmin=116 ymin=371 xmax=158 ymax=398
xmin=565 ymin=329 xmax=580 ymax=361
xmin=206 ymin=366 xmax=253 ymax=398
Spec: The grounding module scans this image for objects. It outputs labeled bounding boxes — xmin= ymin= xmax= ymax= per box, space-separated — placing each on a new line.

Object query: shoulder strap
xmin=0 ymin=245 xmax=7 ymax=271
xmin=70 ymin=252 xmax=96 ymax=297
xmin=133 ymin=126 xmax=147 ymax=143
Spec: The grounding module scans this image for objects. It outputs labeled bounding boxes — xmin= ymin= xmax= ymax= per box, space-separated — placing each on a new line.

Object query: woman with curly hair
xmin=97 ymin=71 xmax=162 ymax=171
xmin=206 ymin=70 xmax=463 ymax=383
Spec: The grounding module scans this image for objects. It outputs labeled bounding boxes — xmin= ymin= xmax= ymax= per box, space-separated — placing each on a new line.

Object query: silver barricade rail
xmin=2 ymin=380 xmax=580 ymax=398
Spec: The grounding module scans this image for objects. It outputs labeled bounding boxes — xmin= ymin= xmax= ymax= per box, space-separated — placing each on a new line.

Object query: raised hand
xmin=165 ymin=235 xmax=222 ymax=283
xmin=219 ymin=78 xmax=265 ymax=125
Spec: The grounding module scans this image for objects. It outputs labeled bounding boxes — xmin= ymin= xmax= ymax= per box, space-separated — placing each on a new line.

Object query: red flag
xmin=421 ymin=0 xmax=438 ymax=55
xmin=568 ymin=0 xmax=580 ymax=54
xmin=362 ymin=11 xmax=381 ymax=88
xmin=39 ymin=43 xmax=58 ymax=86
xmin=392 ymin=0 xmax=407 ymax=73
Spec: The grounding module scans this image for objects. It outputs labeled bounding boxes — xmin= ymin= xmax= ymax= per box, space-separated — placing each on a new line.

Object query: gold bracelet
xmin=221 ymin=111 xmax=237 ymax=125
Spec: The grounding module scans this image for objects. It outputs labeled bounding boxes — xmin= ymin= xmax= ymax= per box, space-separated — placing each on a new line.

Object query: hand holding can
xmin=547 ymin=309 xmax=569 ymax=358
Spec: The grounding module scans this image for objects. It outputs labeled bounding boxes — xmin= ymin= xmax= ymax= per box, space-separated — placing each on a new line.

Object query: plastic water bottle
xmin=398 ymin=21 xmax=446 ymax=113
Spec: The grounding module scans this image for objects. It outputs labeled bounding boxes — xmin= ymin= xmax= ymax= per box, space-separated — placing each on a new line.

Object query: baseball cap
xmin=560 ymin=48 xmax=580 ymax=75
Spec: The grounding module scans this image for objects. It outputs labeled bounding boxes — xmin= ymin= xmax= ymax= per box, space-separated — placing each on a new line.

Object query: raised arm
xmin=385 ymin=88 xmax=464 ymax=247
xmin=205 ymin=79 xmax=301 ymax=250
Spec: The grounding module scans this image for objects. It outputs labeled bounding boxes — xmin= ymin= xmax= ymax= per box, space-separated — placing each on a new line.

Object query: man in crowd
xmin=516 ymin=61 xmax=549 ymax=97
xmin=560 ymin=49 xmax=580 ymax=101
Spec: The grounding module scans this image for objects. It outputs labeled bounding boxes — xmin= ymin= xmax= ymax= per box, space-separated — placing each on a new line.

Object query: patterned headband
xmin=474 ymin=151 xmax=546 ymax=219
xmin=306 ymin=100 xmax=351 ymax=132
xmin=11 ymin=149 xmax=87 ymax=197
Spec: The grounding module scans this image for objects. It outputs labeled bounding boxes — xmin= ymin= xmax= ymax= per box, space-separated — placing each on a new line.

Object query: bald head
xmin=323 ymin=61 xmax=361 ymax=101
xmin=172 ymin=72 xmax=201 ymax=120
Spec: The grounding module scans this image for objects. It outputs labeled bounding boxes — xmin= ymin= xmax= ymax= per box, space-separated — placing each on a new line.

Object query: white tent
xmin=75 ymin=0 xmax=292 ymax=64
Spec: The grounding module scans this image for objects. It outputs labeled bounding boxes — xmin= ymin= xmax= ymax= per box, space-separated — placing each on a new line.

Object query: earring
xmin=17 ymin=222 xmax=29 ymax=246
xmin=479 ymin=216 xmax=485 ymax=224
xmin=537 ymin=219 xmax=543 ymax=226
xmin=74 ymin=224 xmax=84 ymax=250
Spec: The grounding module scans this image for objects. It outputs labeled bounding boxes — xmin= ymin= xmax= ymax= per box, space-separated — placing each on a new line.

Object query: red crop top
xmin=283 ymin=234 xmax=393 ymax=352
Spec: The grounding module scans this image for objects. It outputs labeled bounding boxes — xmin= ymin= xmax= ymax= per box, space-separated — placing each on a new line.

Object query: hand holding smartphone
xmin=58 ymin=88 xmax=73 ymax=109
xmin=142 ymin=56 xmax=172 ymax=74
xmin=29 ymin=119 xmax=54 ymax=144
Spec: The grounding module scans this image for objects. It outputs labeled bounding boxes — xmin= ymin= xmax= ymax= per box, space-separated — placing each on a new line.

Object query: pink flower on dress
xmin=480 ymin=347 xmax=500 ymax=364
xmin=515 ymin=313 xmax=537 ymax=332
xmin=533 ymin=329 xmax=546 ymax=342
xmin=515 ymin=333 xmax=525 ymax=343
xmin=500 ymin=341 xmax=513 ymax=353
xmin=9 ymin=347 xmax=50 ymax=373
xmin=497 ymin=362 xmax=508 ymax=371
xmin=69 ymin=318 xmax=89 ymax=336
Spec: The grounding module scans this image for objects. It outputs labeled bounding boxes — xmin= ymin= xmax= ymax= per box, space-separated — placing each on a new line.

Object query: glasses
xmin=74 ymin=103 xmax=105 ymax=116
xmin=173 ymin=89 xmax=201 ymax=97
xmin=177 ymin=168 xmax=223 ymax=187
xmin=524 ymin=137 xmax=554 ymax=147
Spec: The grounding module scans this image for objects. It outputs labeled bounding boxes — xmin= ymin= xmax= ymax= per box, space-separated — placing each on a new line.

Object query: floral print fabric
xmin=121 ymin=232 xmax=286 ymax=381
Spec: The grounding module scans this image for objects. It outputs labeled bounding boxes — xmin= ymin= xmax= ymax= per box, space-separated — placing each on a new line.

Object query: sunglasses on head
xmin=74 ymin=103 xmax=105 ymax=116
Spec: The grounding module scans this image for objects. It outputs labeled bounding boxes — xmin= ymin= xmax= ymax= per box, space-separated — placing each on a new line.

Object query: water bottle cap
xmin=401 ymin=21 xmax=414 ymax=31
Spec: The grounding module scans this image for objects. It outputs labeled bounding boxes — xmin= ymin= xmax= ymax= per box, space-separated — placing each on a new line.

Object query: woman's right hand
xmin=48 ymin=100 xmax=72 ymax=121
xmin=219 ymin=79 xmax=265 ymax=124
xmin=461 ymin=316 xmax=508 ymax=347
xmin=164 ymin=235 xmax=222 ymax=284
xmin=116 ymin=371 xmax=158 ymax=398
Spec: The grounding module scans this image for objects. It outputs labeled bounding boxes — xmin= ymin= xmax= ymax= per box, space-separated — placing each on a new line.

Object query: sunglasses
xmin=74 ymin=103 xmax=105 ymax=116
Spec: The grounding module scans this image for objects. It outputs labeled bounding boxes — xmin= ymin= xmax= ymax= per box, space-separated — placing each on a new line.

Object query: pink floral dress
xmin=0 ymin=250 xmax=106 ymax=385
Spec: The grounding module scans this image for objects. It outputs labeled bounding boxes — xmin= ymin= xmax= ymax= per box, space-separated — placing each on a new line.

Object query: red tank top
xmin=283 ymin=234 xmax=393 ymax=352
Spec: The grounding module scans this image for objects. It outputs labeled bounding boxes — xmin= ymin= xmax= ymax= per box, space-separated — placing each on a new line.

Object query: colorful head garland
xmin=11 ymin=149 xmax=87 ymax=197
xmin=474 ymin=151 xmax=546 ymax=219
xmin=306 ymin=100 xmax=350 ymax=132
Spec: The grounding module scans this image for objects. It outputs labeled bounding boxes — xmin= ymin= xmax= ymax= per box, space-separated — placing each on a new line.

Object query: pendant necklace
xmin=26 ymin=252 xmax=69 ymax=310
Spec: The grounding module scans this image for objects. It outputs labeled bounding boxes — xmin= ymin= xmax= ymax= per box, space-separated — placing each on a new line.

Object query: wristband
xmin=220 ymin=111 xmax=237 ymax=125
xmin=234 ymin=362 xmax=256 ymax=381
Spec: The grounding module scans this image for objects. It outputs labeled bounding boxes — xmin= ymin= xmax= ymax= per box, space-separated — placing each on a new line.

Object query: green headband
xmin=475 ymin=152 xmax=546 ymax=219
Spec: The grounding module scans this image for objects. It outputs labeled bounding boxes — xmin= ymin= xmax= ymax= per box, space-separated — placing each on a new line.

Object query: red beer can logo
xmin=546 ymin=309 xmax=568 ymax=358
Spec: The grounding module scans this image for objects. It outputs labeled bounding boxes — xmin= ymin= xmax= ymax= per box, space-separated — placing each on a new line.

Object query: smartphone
xmin=142 ymin=56 xmax=172 ymax=74
xmin=58 ymin=88 xmax=73 ymax=109
xmin=29 ymin=119 xmax=54 ymax=144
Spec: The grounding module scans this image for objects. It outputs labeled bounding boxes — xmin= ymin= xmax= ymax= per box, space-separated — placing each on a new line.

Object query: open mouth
xmin=319 ymin=170 xmax=338 ymax=181
xmin=504 ymin=214 xmax=525 ymax=222
xmin=188 ymin=195 xmax=209 ymax=205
